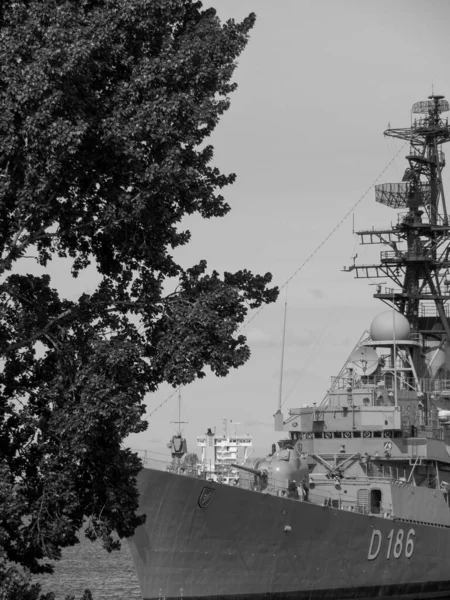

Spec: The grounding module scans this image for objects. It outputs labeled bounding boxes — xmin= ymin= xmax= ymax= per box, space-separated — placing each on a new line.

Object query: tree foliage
xmin=0 ymin=0 xmax=277 ymax=576
xmin=181 ymin=453 xmax=199 ymax=467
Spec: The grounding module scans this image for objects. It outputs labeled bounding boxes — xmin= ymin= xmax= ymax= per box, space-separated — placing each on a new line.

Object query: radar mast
xmin=345 ymin=95 xmax=450 ymax=383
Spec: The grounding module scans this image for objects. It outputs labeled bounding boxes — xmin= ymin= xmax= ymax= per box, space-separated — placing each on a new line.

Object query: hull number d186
xmin=367 ymin=528 xmax=415 ymax=560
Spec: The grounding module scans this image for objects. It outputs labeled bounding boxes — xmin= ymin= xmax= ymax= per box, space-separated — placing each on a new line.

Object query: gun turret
xmin=233 ymin=449 xmax=309 ymax=494
xmin=231 ymin=463 xmax=268 ymax=478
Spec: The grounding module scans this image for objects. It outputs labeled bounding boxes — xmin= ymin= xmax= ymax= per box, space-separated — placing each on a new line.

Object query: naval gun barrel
xmin=231 ymin=463 xmax=268 ymax=477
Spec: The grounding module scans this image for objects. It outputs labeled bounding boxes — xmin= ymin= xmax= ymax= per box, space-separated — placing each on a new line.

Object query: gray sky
xmin=126 ymin=0 xmax=450 ymax=456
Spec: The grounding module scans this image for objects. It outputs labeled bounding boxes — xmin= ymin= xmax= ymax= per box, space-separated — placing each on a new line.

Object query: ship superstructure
xmin=262 ymin=94 xmax=450 ymax=522
xmin=129 ymin=95 xmax=450 ymax=600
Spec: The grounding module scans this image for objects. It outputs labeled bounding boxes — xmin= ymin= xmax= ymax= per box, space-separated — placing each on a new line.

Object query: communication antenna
xmin=277 ymin=287 xmax=288 ymax=411
xmin=392 ymin=290 xmax=398 ymax=407
xmin=170 ymin=387 xmax=188 ymax=435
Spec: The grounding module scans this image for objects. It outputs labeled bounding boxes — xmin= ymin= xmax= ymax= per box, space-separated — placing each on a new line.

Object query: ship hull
xmin=128 ymin=468 xmax=450 ymax=600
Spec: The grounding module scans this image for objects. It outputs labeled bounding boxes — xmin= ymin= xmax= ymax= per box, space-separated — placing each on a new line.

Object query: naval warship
xmin=128 ymin=95 xmax=450 ymax=599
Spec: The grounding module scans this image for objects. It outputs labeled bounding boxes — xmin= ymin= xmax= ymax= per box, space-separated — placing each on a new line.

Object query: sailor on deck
xmin=288 ymin=480 xmax=299 ymax=500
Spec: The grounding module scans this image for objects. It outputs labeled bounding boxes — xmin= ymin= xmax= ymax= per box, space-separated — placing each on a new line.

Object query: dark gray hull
xmin=128 ymin=468 xmax=450 ymax=600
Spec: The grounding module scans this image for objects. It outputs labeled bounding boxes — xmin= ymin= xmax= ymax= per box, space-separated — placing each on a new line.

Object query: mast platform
xmin=356 ymin=229 xmax=401 ymax=245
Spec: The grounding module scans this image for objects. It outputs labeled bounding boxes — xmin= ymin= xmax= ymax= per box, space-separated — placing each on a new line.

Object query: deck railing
xmin=329 ymin=374 xmax=450 ymax=396
xmin=134 ymin=450 xmax=450 ymax=526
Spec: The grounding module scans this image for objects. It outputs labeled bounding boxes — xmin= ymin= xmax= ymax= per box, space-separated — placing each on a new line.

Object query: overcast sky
xmin=126 ymin=0 xmax=450 ymax=457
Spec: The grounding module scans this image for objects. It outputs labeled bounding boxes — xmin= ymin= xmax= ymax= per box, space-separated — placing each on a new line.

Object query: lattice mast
xmin=346 ymin=95 xmax=450 ymax=376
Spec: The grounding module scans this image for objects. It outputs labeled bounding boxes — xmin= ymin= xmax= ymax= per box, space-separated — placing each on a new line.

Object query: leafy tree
xmin=0 ymin=0 xmax=277 ymax=578
xmin=181 ymin=453 xmax=199 ymax=467
xmin=0 ymin=556 xmax=45 ymax=600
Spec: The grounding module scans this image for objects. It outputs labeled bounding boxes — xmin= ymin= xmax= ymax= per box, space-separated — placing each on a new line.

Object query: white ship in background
xmin=197 ymin=419 xmax=252 ymax=483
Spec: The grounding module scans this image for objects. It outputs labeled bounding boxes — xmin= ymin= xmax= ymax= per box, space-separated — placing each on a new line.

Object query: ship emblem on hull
xmin=198 ymin=486 xmax=215 ymax=508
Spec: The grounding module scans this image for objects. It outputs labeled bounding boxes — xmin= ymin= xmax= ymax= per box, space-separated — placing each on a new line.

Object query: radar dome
xmin=370 ymin=311 xmax=410 ymax=341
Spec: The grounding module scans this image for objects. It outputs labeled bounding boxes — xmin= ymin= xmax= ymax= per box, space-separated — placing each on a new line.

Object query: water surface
xmin=35 ymin=534 xmax=142 ymax=600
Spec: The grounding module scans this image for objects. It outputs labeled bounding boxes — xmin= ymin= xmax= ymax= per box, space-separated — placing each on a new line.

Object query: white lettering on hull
xmin=367 ymin=528 xmax=415 ymax=560
xmin=368 ymin=530 xmax=382 ymax=560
